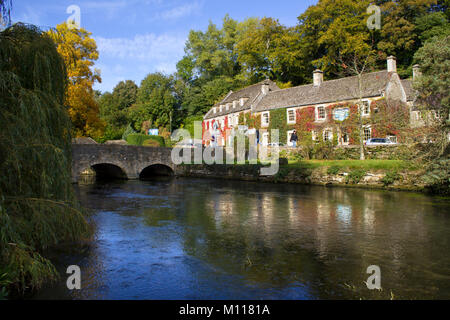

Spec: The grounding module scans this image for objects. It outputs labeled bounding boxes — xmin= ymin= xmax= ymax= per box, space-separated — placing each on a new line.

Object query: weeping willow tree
xmin=0 ymin=24 xmax=91 ymax=297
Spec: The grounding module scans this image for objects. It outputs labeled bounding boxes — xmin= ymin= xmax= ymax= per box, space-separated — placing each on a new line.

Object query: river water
xmin=34 ymin=178 xmax=450 ymax=300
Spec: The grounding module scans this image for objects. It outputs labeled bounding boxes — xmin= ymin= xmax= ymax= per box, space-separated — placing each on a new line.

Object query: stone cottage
xmin=203 ymin=56 xmax=416 ymax=147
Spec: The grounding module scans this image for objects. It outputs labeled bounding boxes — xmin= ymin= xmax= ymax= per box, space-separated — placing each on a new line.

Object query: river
xmin=33 ymin=178 xmax=450 ymax=300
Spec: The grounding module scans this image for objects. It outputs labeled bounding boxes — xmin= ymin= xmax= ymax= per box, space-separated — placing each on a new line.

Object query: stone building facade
xmin=203 ymin=56 xmax=417 ymax=147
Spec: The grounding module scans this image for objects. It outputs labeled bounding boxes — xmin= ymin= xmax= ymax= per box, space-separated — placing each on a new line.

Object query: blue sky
xmin=12 ymin=0 xmax=317 ymax=93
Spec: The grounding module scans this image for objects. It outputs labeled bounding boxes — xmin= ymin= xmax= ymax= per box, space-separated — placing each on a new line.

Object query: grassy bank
xmin=285 ymin=160 xmax=414 ymax=171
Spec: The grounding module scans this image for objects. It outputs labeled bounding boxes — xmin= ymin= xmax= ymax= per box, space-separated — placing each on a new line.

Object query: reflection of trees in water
xmin=173 ymin=181 xmax=447 ymax=299
xmin=72 ymin=180 xmax=449 ymax=299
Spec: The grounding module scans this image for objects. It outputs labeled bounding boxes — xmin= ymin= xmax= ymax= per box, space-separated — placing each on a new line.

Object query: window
xmin=340 ymin=131 xmax=349 ymax=145
xmin=342 ymin=133 xmax=349 ymax=145
xmin=323 ymin=129 xmax=333 ymax=142
xmin=219 ymin=105 xmax=223 ymax=113
xmin=287 ymin=109 xmax=296 ymax=124
xmin=362 ymin=100 xmax=371 ymax=116
xmin=226 ymin=104 xmax=230 ymax=111
xmin=363 ymin=126 xmax=372 ymax=142
xmin=233 ymin=101 xmax=237 ymax=109
xmin=316 ymin=106 xmax=326 ymax=121
xmin=213 ymin=108 xmax=217 ymax=114
xmin=262 ymin=112 xmax=270 ymax=127
xmin=312 ymin=130 xmax=319 ymax=142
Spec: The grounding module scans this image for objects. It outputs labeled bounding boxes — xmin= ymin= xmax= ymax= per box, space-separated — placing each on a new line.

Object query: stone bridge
xmin=72 ymin=144 xmax=179 ymax=183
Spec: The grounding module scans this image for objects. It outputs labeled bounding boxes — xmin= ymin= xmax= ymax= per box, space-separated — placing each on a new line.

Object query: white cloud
xmin=93 ymin=32 xmax=187 ymax=92
xmin=157 ymin=1 xmax=203 ymax=20
xmin=95 ymin=33 xmax=186 ymax=61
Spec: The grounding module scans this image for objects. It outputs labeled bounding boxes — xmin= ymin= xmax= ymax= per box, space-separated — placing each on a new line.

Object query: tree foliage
xmin=47 ymin=23 xmax=104 ymax=139
xmin=129 ymin=73 xmax=179 ymax=132
xmin=0 ymin=24 xmax=90 ymax=295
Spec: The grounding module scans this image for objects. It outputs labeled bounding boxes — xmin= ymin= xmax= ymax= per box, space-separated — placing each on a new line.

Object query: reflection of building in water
xmin=336 ymin=204 xmax=352 ymax=226
xmin=287 ymin=196 xmax=301 ymax=225
xmin=315 ymin=203 xmax=334 ymax=258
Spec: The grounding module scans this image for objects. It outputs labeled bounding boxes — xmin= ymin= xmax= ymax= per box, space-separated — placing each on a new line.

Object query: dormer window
xmin=316 ymin=106 xmax=326 ymax=121
xmin=233 ymin=101 xmax=237 ymax=108
xmin=226 ymin=104 xmax=229 ymax=111
xmin=219 ymin=105 xmax=223 ymax=113
xmin=213 ymin=108 xmax=217 ymax=114
xmin=240 ymin=98 xmax=244 ymax=106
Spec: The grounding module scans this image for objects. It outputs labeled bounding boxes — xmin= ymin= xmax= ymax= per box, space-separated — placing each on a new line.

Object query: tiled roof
xmin=401 ymin=79 xmax=416 ymax=102
xmin=254 ymin=71 xmax=395 ymax=112
xmin=204 ymin=80 xmax=279 ymax=120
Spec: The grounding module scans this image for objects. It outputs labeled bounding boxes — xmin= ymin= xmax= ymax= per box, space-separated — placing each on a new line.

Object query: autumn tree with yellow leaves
xmin=48 ymin=23 xmax=104 ymax=138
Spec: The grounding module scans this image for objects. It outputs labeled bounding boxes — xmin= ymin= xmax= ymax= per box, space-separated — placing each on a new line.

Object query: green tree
xmin=0 ymin=24 xmax=90 ymax=295
xmin=296 ymin=0 xmax=374 ymax=78
xmin=414 ymin=33 xmax=450 ymax=155
xmin=99 ymin=80 xmax=138 ymax=141
xmin=130 ymin=73 xmax=178 ymax=132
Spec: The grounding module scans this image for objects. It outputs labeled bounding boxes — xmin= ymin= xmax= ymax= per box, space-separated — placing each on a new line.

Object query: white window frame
xmin=361 ymin=100 xmax=371 ymax=117
xmin=339 ymin=131 xmax=350 ymax=146
xmin=213 ymin=108 xmax=217 ymax=114
xmin=287 ymin=108 xmax=296 ymax=124
xmin=316 ymin=105 xmax=326 ymax=121
xmin=312 ymin=130 xmax=319 ymax=142
xmin=261 ymin=112 xmax=270 ymax=127
xmin=233 ymin=101 xmax=237 ymax=109
xmin=323 ymin=128 xmax=333 ymax=142
xmin=363 ymin=125 xmax=372 ymax=142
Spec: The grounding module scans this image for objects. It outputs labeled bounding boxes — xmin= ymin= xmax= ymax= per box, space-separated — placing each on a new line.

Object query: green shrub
xmin=126 ymin=134 xmax=149 ymax=146
xmin=147 ymin=135 xmax=166 ymax=147
xmin=142 ymin=139 xmax=160 ymax=148
xmin=422 ymin=159 xmax=450 ymax=195
xmin=346 ymin=169 xmax=366 ymax=184
xmin=327 ymin=165 xmax=341 ymax=175
xmin=127 ymin=134 xmax=165 ymax=147
xmin=122 ymin=124 xmax=137 ymax=141
xmin=382 ymin=171 xmax=402 ymax=186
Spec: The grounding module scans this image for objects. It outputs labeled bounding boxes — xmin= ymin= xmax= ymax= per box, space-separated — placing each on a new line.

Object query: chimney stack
xmin=413 ymin=64 xmax=421 ymax=80
xmin=313 ymin=69 xmax=323 ymax=86
xmin=387 ymin=56 xmax=397 ymax=73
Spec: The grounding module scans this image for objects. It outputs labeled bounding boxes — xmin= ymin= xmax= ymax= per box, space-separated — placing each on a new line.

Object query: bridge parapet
xmin=72 ymin=144 xmax=177 ymax=183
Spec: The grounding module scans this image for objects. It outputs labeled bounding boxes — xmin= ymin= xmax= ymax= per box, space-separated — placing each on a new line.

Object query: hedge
xmin=126 ymin=134 xmax=165 ymax=147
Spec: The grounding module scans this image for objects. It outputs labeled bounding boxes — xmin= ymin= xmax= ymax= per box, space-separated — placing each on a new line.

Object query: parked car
xmin=365 ymin=138 xmax=397 ymax=146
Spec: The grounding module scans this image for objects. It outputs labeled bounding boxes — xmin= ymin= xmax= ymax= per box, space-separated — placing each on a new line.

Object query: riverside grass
xmin=0 ymin=24 xmax=91 ymax=297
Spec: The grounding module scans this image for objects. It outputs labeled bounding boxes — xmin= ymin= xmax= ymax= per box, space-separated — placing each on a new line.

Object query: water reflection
xmin=34 ymin=178 xmax=450 ymax=300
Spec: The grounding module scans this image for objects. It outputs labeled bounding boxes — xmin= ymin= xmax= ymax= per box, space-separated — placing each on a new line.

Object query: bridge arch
xmin=139 ymin=164 xmax=175 ymax=180
xmin=77 ymin=162 xmax=129 ymax=182
xmin=91 ymin=163 xmax=128 ymax=180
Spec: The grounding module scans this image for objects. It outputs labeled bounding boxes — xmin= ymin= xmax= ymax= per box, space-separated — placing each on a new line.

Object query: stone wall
xmin=179 ymin=163 xmax=425 ymax=192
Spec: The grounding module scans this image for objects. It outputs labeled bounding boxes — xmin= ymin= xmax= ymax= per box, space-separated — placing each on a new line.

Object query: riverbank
xmin=178 ymin=160 xmax=428 ymax=193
